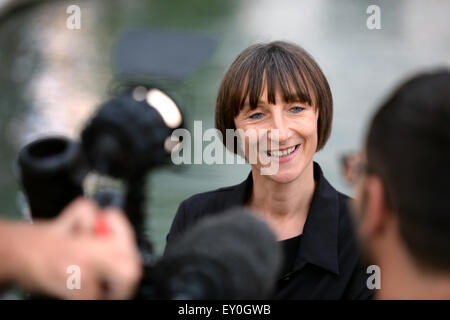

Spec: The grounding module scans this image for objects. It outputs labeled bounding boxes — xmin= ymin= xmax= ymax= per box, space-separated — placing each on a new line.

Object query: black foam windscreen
xmin=151 ymin=208 xmax=282 ymax=299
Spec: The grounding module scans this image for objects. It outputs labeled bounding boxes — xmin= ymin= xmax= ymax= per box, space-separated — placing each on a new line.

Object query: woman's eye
xmin=249 ymin=112 xmax=264 ymax=120
xmin=291 ymin=106 xmax=305 ymax=113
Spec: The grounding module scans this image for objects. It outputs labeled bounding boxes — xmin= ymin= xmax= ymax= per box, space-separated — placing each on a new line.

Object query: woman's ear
xmin=362 ymin=175 xmax=392 ymax=237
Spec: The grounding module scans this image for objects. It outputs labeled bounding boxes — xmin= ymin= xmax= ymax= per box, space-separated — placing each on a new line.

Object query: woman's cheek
xmin=236 ymin=125 xmax=260 ymax=161
xmin=294 ymin=119 xmax=317 ymax=138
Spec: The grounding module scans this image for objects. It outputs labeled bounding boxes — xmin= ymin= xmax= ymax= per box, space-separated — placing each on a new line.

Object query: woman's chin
xmin=260 ymin=168 xmax=301 ymax=184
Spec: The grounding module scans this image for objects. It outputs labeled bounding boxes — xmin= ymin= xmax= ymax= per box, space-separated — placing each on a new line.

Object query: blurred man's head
xmin=352 ymin=70 xmax=450 ymax=299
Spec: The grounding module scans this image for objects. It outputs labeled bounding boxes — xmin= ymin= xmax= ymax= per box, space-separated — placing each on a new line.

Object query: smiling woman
xmin=216 ymin=41 xmax=332 ymax=154
xmin=234 ymin=89 xmax=319 ymax=182
xmin=165 ymin=41 xmax=373 ymax=299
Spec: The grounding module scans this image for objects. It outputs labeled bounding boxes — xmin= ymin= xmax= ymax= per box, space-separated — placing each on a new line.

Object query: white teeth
xmin=268 ymin=145 xmax=296 ymax=158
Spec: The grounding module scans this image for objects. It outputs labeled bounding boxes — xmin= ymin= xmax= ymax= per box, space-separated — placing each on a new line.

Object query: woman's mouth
xmin=266 ymin=144 xmax=301 ymax=162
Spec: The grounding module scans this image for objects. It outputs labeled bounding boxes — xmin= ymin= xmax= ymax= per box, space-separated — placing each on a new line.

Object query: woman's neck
xmin=248 ymin=161 xmax=316 ymax=239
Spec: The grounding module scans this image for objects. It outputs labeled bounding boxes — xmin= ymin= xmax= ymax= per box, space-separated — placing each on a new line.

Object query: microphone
xmin=141 ymin=208 xmax=282 ymax=299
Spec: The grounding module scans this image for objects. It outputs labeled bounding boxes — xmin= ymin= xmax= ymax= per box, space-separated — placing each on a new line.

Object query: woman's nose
xmin=269 ymin=114 xmax=292 ymax=142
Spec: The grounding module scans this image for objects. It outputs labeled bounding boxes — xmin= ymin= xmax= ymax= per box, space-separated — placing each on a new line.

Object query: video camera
xmin=17 ymin=87 xmax=184 ymax=298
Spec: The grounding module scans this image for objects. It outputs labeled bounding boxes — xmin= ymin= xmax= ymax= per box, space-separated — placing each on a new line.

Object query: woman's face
xmin=234 ymin=88 xmax=319 ymax=183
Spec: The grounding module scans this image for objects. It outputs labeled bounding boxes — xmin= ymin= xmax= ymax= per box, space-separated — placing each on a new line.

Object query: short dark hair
xmin=366 ymin=69 xmax=450 ymax=273
xmin=215 ymin=41 xmax=333 ymax=152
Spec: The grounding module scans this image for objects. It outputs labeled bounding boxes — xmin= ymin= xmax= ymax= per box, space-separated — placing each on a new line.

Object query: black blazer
xmin=166 ymin=162 xmax=373 ymax=300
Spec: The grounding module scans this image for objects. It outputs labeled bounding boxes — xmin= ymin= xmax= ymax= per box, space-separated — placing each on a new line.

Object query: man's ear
xmin=361 ymin=175 xmax=392 ymax=236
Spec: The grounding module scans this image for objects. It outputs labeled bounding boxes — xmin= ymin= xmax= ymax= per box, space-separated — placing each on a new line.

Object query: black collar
xmin=225 ymin=162 xmax=340 ymax=275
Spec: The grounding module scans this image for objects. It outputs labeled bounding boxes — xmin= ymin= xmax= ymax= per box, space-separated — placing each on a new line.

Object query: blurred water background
xmin=0 ymin=0 xmax=449 ymax=253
